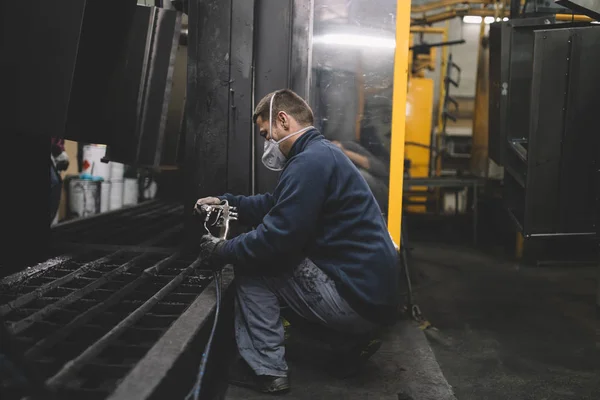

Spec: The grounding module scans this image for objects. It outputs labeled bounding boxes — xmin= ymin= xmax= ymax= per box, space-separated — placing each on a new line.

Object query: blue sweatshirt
xmin=219 ymin=129 xmax=399 ymax=325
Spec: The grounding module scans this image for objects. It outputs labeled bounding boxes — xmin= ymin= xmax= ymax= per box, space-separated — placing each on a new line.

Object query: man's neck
xmin=280 ymin=125 xmax=311 ymax=156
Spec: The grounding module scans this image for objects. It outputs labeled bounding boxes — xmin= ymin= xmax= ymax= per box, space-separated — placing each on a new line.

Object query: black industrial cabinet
xmin=488 ymin=16 xmax=555 ymax=166
xmin=502 ymin=23 xmax=600 ymax=238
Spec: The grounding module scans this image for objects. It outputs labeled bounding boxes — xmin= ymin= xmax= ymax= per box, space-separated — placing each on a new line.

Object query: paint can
xmin=123 ymin=178 xmax=139 ymax=206
xmin=68 ymin=178 xmax=101 ymax=218
xmin=81 ymin=144 xmax=110 ymax=180
xmin=109 ymin=180 xmax=124 ymax=211
xmin=100 ymin=182 xmax=111 ymax=213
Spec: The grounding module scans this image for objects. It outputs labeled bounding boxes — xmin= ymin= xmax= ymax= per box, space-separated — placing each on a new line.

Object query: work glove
xmin=199 ymin=234 xmax=227 ymax=271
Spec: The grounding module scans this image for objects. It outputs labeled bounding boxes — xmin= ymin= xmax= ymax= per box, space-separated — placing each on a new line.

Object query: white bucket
xmin=68 ymin=179 xmax=101 ymax=217
xmin=109 ymin=180 xmax=124 ymax=210
xmin=82 ymin=144 xmax=110 ymax=180
xmin=100 ymin=182 xmax=111 ymax=213
xmin=123 ymin=178 xmax=139 ymax=206
xmin=110 ymin=162 xmax=125 ymax=181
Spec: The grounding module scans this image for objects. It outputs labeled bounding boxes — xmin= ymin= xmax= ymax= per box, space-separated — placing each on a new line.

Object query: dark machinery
xmin=488 ymin=7 xmax=600 ymax=264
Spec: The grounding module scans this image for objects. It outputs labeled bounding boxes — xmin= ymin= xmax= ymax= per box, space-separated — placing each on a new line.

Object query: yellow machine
xmin=403 ymin=27 xmax=449 ymax=213
xmin=405 ymin=78 xmax=434 ymax=213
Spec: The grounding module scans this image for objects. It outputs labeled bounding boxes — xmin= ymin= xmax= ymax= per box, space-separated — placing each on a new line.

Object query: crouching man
xmin=196 ymin=89 xmax=399 ymax=394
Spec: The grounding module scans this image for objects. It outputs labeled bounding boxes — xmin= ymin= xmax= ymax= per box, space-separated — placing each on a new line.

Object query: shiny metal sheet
xmin=308 ymin=0 xmax=397 ymax=214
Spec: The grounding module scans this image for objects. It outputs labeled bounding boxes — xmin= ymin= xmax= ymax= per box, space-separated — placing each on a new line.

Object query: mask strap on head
xmin=269 ymin=91 xmax=276 ymax=141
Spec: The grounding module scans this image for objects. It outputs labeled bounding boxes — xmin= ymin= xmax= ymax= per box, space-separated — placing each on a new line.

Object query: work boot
xmin=228 ymin=358 xmax=291 ymax=394
xmin=329 ymin=336 xmax=383 ymax=378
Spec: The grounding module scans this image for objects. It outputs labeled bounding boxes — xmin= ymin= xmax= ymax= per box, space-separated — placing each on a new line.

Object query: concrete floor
xmin=412 ymin=243 xmax=600 ymax=400
xmin=225 ymin=318 xmax=456 ymax=400
xmin=223 ymin=240 xmax=599 ymax=400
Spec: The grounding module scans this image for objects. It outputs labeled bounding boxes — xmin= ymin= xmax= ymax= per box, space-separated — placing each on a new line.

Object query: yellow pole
xmin=410 ymin=27 xmax=447 ymax=34
xmin=436 ymin=24 xmax=449 ymax=134
xmin=387 ymin=0 xmax=412 ymax=245
xmin=555 ymin=13 xmax=594 ymax=22
xmin=516 ymin=232 xmax=524 ymax=260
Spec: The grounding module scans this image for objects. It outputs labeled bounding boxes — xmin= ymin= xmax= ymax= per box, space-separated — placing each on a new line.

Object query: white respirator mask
xmin=261 ymin=92 xmax=313 ymax=171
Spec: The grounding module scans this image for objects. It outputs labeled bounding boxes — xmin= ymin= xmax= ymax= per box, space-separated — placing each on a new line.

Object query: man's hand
xmin=194 ymin=197 xmax=221 ymax=216
xmin=199 ymin=234 xmax=227 ymax=271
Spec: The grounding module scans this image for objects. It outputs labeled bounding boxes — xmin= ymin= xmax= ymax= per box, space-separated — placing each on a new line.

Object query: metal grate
xmin=0 ymin=201 xmax=216 ymax=400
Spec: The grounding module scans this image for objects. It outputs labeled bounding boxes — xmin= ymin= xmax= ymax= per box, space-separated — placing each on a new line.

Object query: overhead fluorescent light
xmin=313 ymin=34 xmax=396 ymax=49
xmin=462 ymin=15 xmax=499 ymax=24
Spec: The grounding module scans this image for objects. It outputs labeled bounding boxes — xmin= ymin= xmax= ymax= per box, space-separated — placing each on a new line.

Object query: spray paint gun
xmin=196 ymin=200 xmax=238 ymax=240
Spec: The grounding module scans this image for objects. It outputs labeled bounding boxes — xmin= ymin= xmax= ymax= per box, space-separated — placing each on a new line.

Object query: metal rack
xmin=0 ymin=201 xmax=228 ymax=400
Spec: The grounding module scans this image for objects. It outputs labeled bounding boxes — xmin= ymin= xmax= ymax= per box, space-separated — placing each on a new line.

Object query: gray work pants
xmin=234 ymin=259 xmax=377 ymax=377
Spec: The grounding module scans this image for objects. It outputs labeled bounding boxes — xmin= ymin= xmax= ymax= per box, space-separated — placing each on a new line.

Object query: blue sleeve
xmin=219 ymin=193 xmax=275 ymax=227
xmin=221 ymin=154 xmax=332 ymax=266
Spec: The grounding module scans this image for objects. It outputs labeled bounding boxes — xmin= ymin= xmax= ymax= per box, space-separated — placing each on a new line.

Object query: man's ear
xmin=278 ymin=112 xmax=289 ymax=130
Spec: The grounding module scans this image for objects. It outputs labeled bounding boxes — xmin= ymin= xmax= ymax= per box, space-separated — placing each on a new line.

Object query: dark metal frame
xmin=501 ymin=23 xmax=599 ymax=238
xmin=106 ymin=7 xmax=183 ymax=167
xmin=488 ymin=17 xmax=555 ymax=167
xmin=185 ymin=0 xmax=257 ymax=217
